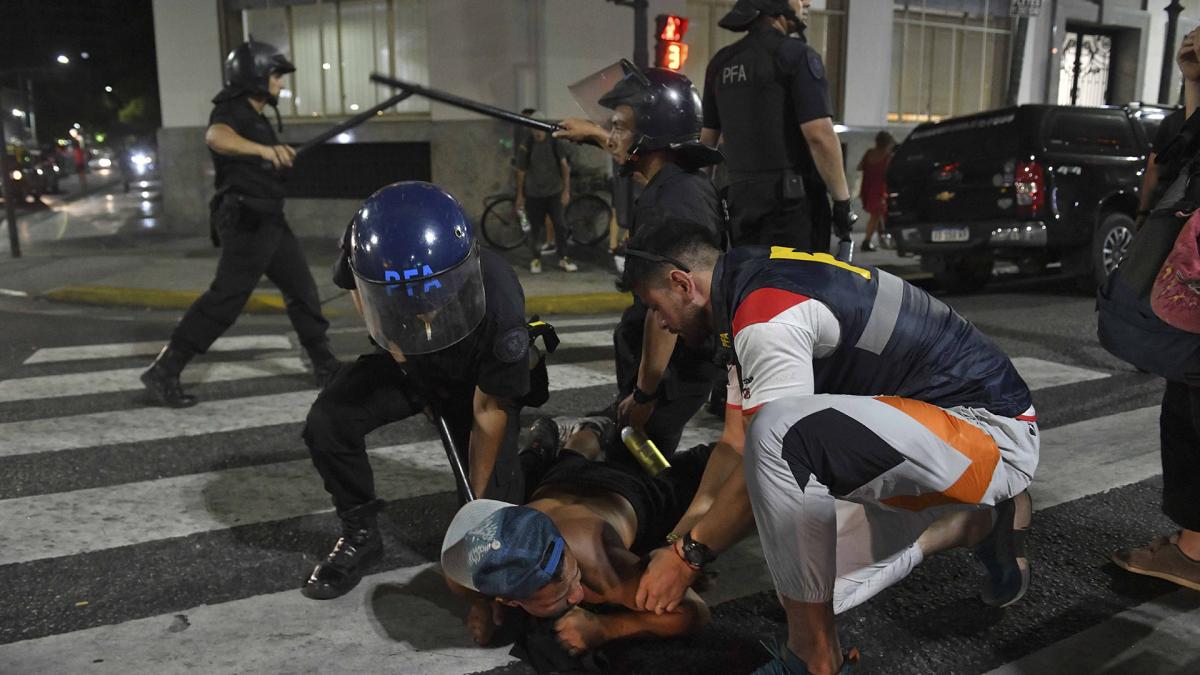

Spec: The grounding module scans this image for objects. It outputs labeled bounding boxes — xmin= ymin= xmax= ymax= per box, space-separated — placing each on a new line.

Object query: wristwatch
xmin=680 ymin=532 xmax=718 ymax=569
xmin=632 ymin=384 xmax=660 ymax=404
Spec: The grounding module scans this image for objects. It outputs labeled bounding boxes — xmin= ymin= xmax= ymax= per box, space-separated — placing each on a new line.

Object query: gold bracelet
xmin=665 ymin=533 xmax=681 ymax=545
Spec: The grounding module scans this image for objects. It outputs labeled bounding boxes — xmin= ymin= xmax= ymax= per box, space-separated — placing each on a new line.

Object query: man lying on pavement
xmin=440 ymin=416 xmax=716 ymax=657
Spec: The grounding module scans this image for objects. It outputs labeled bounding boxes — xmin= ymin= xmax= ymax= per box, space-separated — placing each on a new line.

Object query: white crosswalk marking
xmin=1009 ymin=357 xmax=1110 ymax=391
xmin=0 ymin=563 xmax=518 ymax=675
xmin=0 ymin=360 xmax=616 ymax=457
xmin=0 ymin=441 xmax=456 ymax=566
xmin=0 ymin=357 xmax=309 ymax=403
xmin=22 ymin=335 xmax=293 ymax=365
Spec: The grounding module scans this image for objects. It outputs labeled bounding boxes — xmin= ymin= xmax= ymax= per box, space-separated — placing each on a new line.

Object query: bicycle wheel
xmin=564 ymin=193 xmax=612 ymax=247
xmin=480 ymin=196 xmax=527 ymax=251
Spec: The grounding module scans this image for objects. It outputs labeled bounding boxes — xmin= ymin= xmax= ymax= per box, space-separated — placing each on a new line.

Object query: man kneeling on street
xmin=441 ymin=416 xmax=714 ymax=658
xmin=621 ymin=220 xmax=1039 ymax=674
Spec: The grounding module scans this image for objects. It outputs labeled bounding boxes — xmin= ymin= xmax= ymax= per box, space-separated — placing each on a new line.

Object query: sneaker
xmin=751 ymin=641 xmax=859 ymax=674
xmin=559 ymin=257 xmax=579 ymax=272
xmin=860 ymin=241 xmax=876 ymax=252
xmin=1113 ymin=532 xmax=1200 ymax=591
xmin=530 ymin=258 xmax=542 ymax=274
xmin=539 ymin=242 xmax=557 ymax=256
xmin=974 ymin=490 xmax=1032 ymax=607
xmin=522 ymin=417 xmax=562 ymax=459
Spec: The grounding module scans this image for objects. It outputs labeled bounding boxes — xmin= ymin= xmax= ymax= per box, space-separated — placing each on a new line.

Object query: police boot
xmin=305 ymin=341 xmax=343 ymax=388
xmin=140 ymin=344 xmax=197 ymax=408
xmin=302 ymin=500 xmax=385 ymax=600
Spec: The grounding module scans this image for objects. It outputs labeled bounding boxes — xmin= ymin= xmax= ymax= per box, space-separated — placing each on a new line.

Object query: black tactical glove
xmin=832 ymin=199 xmax=857 ymax=241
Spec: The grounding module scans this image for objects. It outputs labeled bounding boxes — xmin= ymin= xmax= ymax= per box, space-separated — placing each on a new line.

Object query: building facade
xmin=152 ymin=0 xmax=1200 ymax=237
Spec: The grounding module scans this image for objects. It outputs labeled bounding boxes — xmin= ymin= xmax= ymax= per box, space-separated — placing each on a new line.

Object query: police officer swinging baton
xmin=370 ymin=73 xmax=562 ymax=133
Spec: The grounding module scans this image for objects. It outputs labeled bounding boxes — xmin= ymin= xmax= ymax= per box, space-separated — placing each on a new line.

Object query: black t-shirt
xmin=209 ymin=97 xmax=286 ymax=200
xmin=702 ymin=26 xmax=832 ymax=175
xmin=632 ymin=162 xmax=724 ymax=235
xmin=333 ymin=227 xmax=530 ymax=401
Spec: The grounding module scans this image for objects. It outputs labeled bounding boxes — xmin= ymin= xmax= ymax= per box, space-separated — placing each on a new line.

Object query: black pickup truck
xmin=886 ymin=104 xmax=1172 ymax=292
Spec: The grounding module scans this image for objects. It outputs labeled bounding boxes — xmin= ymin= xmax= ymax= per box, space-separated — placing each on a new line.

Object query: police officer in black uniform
xmin=554 ymin=61 xmax=725 ymax=456
xmin=140 ymin=39 xmax=340 ymax=408
xmin=301 ymin=181 xmax=550 ymax=600
xmin=702 ymin=0 xmax=853 ymax=252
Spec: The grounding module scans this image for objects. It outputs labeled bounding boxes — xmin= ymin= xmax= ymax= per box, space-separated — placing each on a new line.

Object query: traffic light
xmin=654 ymin=14 xmax=689 ymax=71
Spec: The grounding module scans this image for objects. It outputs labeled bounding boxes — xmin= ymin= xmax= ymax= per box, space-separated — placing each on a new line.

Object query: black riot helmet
xmin=719 ymin=0 xmax=801 ymax=32
xmin=571 ymin=60 xmax=722 ymax=172
xmin=217 ymin=37 xmax=296 ymax=105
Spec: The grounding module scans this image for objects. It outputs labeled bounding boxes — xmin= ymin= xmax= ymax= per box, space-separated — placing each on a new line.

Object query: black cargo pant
xmin=1161 ymin=380 xmax=1200 ymax=531
xmin=613 ymin=297 xmax=718 ymax=458
xmin=525 ymin=194 xmax=568 ymax=259
xmin=727 ymin=175 xmax=813 ymax=250
xmin=171 ymin=201 xmax=329 ymax=354
xmin=303 ymin=351 xmax=525 ymax=516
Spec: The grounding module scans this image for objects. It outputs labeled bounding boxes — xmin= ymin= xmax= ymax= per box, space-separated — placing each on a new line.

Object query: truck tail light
xmin=1014 ymin=160 xmax=1044 ymax=218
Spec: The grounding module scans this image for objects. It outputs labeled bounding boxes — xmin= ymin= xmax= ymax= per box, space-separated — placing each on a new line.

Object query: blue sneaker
xmin=974 ymin=490 xmax=1032 ymax=607
xmin=751 ymin=641 xmax=858 ymax=674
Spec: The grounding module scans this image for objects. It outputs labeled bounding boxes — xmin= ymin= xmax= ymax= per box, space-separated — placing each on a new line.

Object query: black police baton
xmin=260 ymin=89 xmax=415 ymax=170
xmin=433 ymin=412 xmax=476 ymax=503
xmin=370 ymin=73 xmax=561 ymax=133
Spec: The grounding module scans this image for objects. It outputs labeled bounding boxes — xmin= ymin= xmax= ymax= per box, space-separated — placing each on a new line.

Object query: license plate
xmin=931 ymin=227 xmax=970 ymax=243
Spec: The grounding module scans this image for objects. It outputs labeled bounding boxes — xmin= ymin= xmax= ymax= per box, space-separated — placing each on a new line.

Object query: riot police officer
xmin=555 ymin=61 xmax=724 ymax=457
xmin=140 ymin=39 xmax=340 ymax=408
xmin=702 ymin=0 xmax=853 ymax=252
xmin=301 ymin=182 xmax=547 ymax=600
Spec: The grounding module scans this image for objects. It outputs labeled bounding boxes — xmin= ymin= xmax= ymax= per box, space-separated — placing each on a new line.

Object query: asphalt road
xmin=0 ymin=277 xmax=1196 ymax=675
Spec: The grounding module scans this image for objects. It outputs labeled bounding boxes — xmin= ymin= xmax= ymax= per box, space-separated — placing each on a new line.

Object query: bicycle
xmin=480 ymin=171 xmax=613 ymax=251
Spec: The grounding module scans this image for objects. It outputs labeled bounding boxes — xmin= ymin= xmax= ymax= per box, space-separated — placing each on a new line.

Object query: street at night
xmin=3 ymin=1 xmax=1200 ymax=674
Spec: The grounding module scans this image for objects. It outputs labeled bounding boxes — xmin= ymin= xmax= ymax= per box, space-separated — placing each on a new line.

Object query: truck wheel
xmin=933 ymin=252 xmax=994 ymax=294
xmin=1091 ymin=212 xmax=1135 ymax=289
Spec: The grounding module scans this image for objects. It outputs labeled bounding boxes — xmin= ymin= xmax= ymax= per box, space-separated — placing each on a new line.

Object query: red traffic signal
xmin=656 ymin=14 xmax=688 ymax=42
xmin=654 ymin=14 xmax=690 ymax=71
xmin=656 ymin=42 xmax=690 ymax=71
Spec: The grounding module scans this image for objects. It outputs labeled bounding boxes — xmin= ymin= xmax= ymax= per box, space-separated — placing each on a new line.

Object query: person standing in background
xmin=856 ymin=131 xmax=894 ymax=252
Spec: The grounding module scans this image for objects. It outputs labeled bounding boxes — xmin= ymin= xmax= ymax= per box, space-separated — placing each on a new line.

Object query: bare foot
xmin=554 ymin=607 xmax=607 ymax=655
xmin=466 ymin=598 xmax=502 ymax=646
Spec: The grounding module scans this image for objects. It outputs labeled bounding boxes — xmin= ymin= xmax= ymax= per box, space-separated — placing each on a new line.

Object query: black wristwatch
xmin=632 ymin=384 xmax=660 ymax=404
xmin=681 ymin=532 xmax=718 ymax=569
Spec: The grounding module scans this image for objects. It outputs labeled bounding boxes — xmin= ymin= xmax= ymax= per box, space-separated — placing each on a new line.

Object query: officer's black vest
xmin=712 ymin=247 xmax=1033 ymax=417
xmin=709 ymin=27 xmax=808 ymax=175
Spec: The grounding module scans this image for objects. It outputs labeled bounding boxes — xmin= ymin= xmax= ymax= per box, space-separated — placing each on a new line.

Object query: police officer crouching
xmin=140 ymin=39 xmax=340 ymax=407
xmin=702 ymin=0 xmax=854 ymax=252
xmin=554 ymin=61 xmax=725 ymax=458
xmin=301 ymin=182 xmax=549 ymax=600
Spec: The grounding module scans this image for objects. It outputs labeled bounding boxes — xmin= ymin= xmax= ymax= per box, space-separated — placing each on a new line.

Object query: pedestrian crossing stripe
xmin=22 ymin=335 xmax=293 ymax=365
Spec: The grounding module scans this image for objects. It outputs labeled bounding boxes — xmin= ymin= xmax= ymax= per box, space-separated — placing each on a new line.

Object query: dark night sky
xmin=0 ymin=0 xmax=161 ymax=147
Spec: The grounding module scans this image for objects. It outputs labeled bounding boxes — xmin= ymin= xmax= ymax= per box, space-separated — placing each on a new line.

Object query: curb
xmin=42 ymin=285 xmax=295 ymax=314
xmin=524 ymin=291 xmax=633 ymax=316
xmin=41 ymin=285 xmax=633 ymax=316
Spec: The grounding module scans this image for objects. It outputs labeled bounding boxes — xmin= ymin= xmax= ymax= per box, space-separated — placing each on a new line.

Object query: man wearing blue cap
xmin=441 ymin=426 xmax=715 ymax=656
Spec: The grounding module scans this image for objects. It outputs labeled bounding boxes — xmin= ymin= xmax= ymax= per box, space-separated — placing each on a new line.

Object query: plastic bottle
xmin=620 ymin=426 xmax=671 ymax=477
xmin=517 ymin=208 xmax=531 ymax=233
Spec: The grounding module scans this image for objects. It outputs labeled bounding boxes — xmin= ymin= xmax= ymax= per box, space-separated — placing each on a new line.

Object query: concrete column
xmin=842 ymin=0 xmax=893 ymax=127
xmin=152 ymin=0 xmax=223 ymax=129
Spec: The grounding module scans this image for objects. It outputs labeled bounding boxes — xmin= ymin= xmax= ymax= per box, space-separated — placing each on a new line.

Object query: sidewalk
xmin=0 ymin=181 xmax=921 ymax=315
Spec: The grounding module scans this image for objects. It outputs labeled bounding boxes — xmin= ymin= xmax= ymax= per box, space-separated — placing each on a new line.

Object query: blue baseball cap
xmin=440 ymin=499 xmax=566 ymax=600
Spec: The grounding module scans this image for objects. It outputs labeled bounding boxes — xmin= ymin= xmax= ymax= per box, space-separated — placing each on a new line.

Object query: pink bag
xmin=1152 ymin=209 xmax=1200 ymax=334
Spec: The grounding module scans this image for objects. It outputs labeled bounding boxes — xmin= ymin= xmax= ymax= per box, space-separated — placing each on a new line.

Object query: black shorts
xmin=521 ymin=444 xmax=714 ymax=554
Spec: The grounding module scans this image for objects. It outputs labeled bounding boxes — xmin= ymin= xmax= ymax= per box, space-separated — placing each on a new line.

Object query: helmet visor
xmin=568 ymin=60 xmax=646 ymax=129
xmin=353 ymin=247 xmax=487 ymax=356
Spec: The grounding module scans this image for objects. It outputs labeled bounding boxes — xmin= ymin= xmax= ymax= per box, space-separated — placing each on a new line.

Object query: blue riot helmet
xmin=348 ymin=182 xmax=486 ymax=355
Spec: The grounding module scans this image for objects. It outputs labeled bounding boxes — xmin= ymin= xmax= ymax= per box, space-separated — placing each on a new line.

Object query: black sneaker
xmin=302 ymin=525 xmax=383 ymax=600
xmin=523 ymin=417 xmax=562 ymax=459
